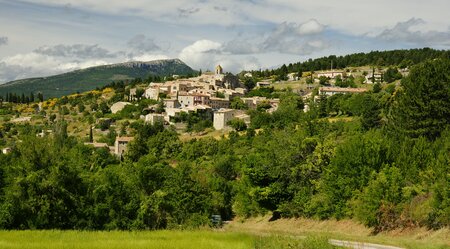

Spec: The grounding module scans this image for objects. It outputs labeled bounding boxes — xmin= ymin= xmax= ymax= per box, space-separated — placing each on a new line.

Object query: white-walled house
xmin=319 ymin=87 xmax=368 ymax=96
xmin=213 ymin=109 xmax=237 ymax=130
xmin=143 ymin=113 xmax=165 ymax=125
xmin=317 ymin=71 xmax=344 ymax=79
xmin=213 ymin=109 xmax=250 ymax=130
xmin=144 ymin=88 xmax=160 ymax=100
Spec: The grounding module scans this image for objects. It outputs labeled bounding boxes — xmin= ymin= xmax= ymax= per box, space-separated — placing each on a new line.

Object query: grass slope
xmin=0 ymin=59 xmax=195 ymax=99
xmin=225 ymin=216 xmax=450 ymax=249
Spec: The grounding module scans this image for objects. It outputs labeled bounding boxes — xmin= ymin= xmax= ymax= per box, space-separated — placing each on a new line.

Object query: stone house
xmin=209 ymin=97 xmax=230 ymax=109
xmin=114 ymin=137 xmax=134 ymax=157
xmin=144 ymin=87 xmax=160 ymax=100
xmin=213 ymin=109 xmax=236 ymax=130
xmin=143 ymin=113 xmax=165 ymax=125
xmin=164 ymin=98 xmax=180 ymax=109
xmin=213 ymin=109 xmax=249 ymax=130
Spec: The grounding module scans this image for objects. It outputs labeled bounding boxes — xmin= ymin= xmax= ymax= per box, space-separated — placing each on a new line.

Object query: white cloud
xmin=0 ymin=62 xmax=32 ymax=83
xmin=0 ymin=52 xmax=111 ymax=82
xmin=222 ymin=19 xmax=329 ymax=55
xmin=18 ymin=0 xmax=450 ymax=34
xmin=179 ymin=39 xmax=222 ymax=70
xmin=375 ymin=18 xmax=450 ymax=46
xmin=297 ymin=19 xmax=324 ymax=35
xmin=178 ymin=39 xmax=260 ymax=73
xmin=33 ymin=44 xmax=116 ymax=59
xmin=127 ymin=34 xmax=164 ymax=53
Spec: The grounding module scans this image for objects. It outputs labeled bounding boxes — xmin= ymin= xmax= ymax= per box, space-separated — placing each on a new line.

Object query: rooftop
xmin=215 ymin=108 xmax=235 ymax=113
xmin=115 ymin=137 xmax=134 ymax=142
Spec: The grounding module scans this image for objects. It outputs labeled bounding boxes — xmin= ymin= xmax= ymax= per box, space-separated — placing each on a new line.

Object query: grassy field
xmin=0 ymin=230 xmax=253 ymax=249
xmin=0 ymin=230 xmax=338 ymax=249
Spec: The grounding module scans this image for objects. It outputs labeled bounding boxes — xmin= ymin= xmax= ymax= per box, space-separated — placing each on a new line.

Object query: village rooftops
xmin=115 ymin=137 xmax=134 ymax=142
xmin=184 ymin=104 xmax=211 ymax=111
xmin=215 ymin=108 xmax=235 ymax=113
xmin=317 ymin=70 xmax=344 ymax=74
xmin=210 ymin=97 xmax=229 ymax=101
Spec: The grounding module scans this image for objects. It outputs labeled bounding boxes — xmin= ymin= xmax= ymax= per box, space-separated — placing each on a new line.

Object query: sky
xmin=0 ymin=0 xmax=449 ymax=83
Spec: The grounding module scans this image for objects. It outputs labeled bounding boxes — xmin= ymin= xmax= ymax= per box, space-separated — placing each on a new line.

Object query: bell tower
xmin=215 ymin=65 xmax=223 ymax=75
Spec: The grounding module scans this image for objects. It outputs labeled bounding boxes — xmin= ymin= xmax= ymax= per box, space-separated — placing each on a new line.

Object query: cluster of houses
xmin=100 ymin=65 xmax=281 ymax=157
xmin=111 ymin=65 xmax=280 ymax=131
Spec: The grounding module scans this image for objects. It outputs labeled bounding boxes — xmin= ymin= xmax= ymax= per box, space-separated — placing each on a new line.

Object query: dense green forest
xmin=0 ymin=58 xmax=448 ymax=233
xmin=250 ymin=48 xmax=450 ymax=78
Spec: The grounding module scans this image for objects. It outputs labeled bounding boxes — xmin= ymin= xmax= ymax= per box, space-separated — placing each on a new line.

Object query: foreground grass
xmin=0 ymin=230 xmax=254 ymax=249
xmin=0 ymin=230 xmax=337 ymax=249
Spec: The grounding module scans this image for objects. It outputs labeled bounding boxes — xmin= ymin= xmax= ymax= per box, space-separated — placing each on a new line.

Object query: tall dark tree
xmin=89 ymin=125 xmax=93 ymax=143
xmin=360 ymin=94 xmax=381 ymax=130
xmin=389 ymin=58 xmax=450 ymax=140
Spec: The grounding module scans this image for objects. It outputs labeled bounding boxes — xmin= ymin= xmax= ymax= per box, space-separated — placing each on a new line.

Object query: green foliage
xmin=227 ymin=118 xmax=247 ymax=131
xmin=247 ymin=87 xmax=275 ymax=98
xmin=360 ymin=94 xmax=381 ymax=130
xmin=319 ymin=76 xmax=329 ymax=85
xmin=243 ymin=77 xmax=256 ymax=90
xmin=388 ymin=58 xmax=450 ymax=140
xmin=372 ymin=83 xmax=381 ymax=93
xmin=383 ymin=67 xmax=402 ymax=83
xmin=353 ymin=166 xmax=405 ymax=230
xmin=230 ymin=97 xmax=248 ymax=110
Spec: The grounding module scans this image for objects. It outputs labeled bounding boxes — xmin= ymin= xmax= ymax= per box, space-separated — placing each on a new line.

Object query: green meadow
xmin=0 ymin=230 xmax=336 ymax=249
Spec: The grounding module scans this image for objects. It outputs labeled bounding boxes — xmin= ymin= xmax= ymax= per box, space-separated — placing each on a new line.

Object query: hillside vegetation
xmin=0 ymin=57 xmax=448 ymax=235
xmin=0 ymin=59 xmax=195 ymax=99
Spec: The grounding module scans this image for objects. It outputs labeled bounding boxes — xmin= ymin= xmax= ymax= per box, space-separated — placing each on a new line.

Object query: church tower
xmin=215 ymin=65 xmax=223 ymax=75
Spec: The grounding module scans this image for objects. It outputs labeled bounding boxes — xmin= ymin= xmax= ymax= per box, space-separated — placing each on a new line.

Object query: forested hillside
xmin=0 ymin=58 xmax=448 ymax=233
xmin=0 ymin=59 xmax=195 ymax=99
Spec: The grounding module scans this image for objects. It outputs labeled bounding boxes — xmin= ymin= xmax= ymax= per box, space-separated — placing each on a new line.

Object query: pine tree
xmin=389 ymin=58 xmax=450 ymax=140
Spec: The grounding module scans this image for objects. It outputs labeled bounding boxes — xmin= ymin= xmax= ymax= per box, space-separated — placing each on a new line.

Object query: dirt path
xmin=329 ymin=239 xmax=405 ymax=249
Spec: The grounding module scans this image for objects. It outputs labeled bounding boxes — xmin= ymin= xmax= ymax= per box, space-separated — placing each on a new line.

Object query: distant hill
xmin=0 ymin=59 xmax=195 ymax=99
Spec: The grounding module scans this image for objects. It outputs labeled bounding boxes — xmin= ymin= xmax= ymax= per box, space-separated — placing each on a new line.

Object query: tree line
xmin=250 ymin=48 xmax=450 ymax=79
xmin=1 ymin=92 xmax=44 ymax=104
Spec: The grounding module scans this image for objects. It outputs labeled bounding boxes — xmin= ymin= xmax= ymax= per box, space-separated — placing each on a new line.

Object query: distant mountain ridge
xmin=0 ymin=59 xmax=195 ymax=99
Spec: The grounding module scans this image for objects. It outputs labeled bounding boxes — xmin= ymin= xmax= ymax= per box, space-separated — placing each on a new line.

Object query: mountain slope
xmin=0 ymin=59 xmax=195 ymax=99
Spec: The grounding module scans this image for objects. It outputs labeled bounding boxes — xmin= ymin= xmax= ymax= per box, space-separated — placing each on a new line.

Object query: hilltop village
xmin=0 ymin=63 xmax=406 ymax=158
